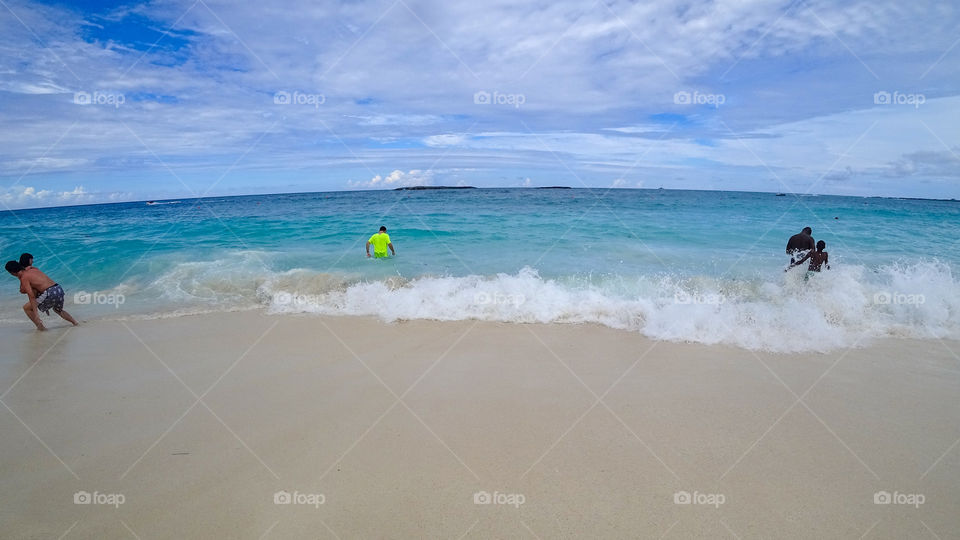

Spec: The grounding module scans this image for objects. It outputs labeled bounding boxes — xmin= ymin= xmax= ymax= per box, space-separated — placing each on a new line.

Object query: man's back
xmin=786 ymin=233 xmax=814 ymax=253
xmin=368 ymin=232 xmax=391 ymax=256
xmin=22 ymin=267 xmax=55 ymax=295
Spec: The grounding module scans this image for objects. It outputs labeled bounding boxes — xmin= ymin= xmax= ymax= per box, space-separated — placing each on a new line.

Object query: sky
xmin=1 ymin=0 xmax=959 ymax=208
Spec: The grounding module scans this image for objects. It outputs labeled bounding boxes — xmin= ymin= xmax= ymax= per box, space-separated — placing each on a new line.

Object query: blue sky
xmin=1 ymin=0 xmax=958 ymax=208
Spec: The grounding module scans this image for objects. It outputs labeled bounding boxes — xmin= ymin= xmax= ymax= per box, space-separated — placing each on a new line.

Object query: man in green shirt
xmin=366 ymin=226 xmax=396 ymax=258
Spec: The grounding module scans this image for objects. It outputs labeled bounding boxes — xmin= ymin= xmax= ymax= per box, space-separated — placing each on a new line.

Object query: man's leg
xmin=22 ymin=302 xmax=45 ymax=330
xmin=54 ymin=308 xmax=79 ymax=326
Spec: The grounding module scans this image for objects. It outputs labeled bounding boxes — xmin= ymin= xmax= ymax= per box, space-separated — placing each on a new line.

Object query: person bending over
xmin=5 ymin=261 xmax=78 ymax=330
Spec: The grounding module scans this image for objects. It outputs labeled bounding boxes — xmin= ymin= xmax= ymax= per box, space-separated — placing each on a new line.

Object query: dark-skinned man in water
xmin=785 ymin=227 xmax=815 ymax=266
xmin=5 ymin=260 xmax=78 ymax=331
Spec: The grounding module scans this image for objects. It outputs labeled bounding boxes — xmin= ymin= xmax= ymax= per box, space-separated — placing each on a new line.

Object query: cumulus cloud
xmin=610 ymin=178 xmax=644 ymax=188
xmin=0 ymin=185 xmax=133 ymax=209
xmin=348 ymin=169 xmax=434 ymax=189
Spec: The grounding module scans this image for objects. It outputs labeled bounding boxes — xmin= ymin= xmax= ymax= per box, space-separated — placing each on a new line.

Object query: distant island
xmin=393 ymin=186 xmax=476 ymax=191
xmin=536 ymin=186 xmax=572 ymax=189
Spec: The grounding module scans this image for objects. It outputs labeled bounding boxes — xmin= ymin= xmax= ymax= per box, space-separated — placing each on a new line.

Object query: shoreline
xmin=1 ymin=311 xmax=958 ymax=538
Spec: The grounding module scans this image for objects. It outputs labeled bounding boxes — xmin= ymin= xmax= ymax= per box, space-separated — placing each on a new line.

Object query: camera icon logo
xmin=473 ymin=91 xmax=491 ymax=105
xmin=673 ymin=491 xmax=691 ymax=504
xmin=274 ymin=490 xmax=292 ymax=504
xmin=73 ymin=91 xmax=91 ymax=105
xmin=873 ymin=91 xmax=891 ymax=105
xmin=74 ymin=291 xmax=92 ymax=305
xmin=873 ymin=292 xmax=891 ymax=305
xmin=74 ymin=491 xmax=92 ymax=504
xmin=473 ymin=491 xmax=491 ymax=504
xmin=673 ymin=91 xmax=691 ymax=105
xmin=273 ymin=91 xmax=291 ymax=105
xmin=874 ymin=491 xmax=892 ymax=504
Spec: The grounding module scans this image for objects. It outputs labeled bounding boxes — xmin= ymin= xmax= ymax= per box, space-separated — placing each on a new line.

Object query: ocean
xmin=2 ymin=188 xmax=958 ymax=352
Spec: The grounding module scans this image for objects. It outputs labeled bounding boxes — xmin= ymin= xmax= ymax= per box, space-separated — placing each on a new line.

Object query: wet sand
xmin=0 ymin=312 xmax=958 ymax=539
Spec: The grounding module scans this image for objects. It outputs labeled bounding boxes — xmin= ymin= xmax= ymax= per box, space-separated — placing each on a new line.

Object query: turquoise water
xmin=2 ymin=188 xmax=958 ymax=351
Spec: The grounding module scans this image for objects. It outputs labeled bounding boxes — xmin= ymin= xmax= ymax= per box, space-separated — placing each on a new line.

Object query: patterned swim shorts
xmin=36 ymin=284 xmax=65 ymax=315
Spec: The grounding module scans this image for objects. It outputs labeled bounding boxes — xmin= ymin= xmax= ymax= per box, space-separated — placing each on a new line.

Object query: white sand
xmin=0 ymin=312 xmax=957 ymax=539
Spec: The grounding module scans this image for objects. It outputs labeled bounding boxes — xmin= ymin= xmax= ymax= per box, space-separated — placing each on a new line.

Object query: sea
xmin=2 ymin=188 xmax=958 ymax=352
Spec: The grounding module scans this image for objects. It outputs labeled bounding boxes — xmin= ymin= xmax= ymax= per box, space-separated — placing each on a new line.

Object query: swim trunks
xmin=36 ymin=284 xmax=65 ymax=315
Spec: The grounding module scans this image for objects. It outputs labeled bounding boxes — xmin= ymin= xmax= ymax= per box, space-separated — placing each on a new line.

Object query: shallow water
xmin=2 ymin=188 xmax=957 ymax=351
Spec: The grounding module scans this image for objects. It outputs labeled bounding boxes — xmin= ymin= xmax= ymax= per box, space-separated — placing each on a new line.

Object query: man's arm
xmin=21 ymin=278 xmax=44 ymax=329
xmin=388 ymin=242 xmax=395 ymax=256
xmin=366 ymin=240 xmax=372 ymax=258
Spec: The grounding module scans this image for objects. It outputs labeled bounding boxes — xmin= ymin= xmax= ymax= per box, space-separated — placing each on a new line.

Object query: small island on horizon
xmin=392 ymin=185 xmax=576 ymax=191
xmin=393 ymin=186 xmax=476 ymax=191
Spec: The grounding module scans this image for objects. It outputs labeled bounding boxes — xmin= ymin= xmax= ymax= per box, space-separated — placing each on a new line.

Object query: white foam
xmin=42 ymin=255 xmax=959 ymax=353
xmin=256 ymin=263 xmax=960 ymax=353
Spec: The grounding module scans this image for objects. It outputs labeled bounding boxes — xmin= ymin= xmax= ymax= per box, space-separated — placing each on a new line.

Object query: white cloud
xmin=424 ymin=134 xmax=467 ymax=147
xmin=0 ymin=185 xmax=133 ymax=209
xmin=610 ymin=178 xmax=643 ymax=188
xmin=347 ymin=114 xmax=443 ymax=126
xmin=348 ymin=169 xmax=434 ymax=189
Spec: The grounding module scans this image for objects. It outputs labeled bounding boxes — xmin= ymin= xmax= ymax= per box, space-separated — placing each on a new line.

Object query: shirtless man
xmin=785 ymin=227 xmax=815 ymax=265
xmin=5 ymin=261 xmax=78 ymax=330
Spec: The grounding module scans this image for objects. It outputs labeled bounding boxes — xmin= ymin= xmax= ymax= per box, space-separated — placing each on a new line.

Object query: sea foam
xmin=57 ymin=251 xmax=960 ymax=353
xmin=245 ymin=263 xmax=958 ymax=353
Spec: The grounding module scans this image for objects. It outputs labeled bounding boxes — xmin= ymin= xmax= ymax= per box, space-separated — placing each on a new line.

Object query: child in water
xmin=789 ymin=240 xmax=829 ymax=272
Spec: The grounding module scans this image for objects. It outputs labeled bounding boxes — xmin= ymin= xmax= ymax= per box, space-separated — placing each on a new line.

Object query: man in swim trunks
xmin=366 ymin=226 xmax=396 ymax=258
xmin=785 ymin=227 xmax=815 ymax=265
xmin=5 ymin=260 xmax=78 ymax=330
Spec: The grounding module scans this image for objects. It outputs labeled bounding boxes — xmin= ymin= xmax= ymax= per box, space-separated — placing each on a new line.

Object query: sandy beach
xmin=0 ymin=312 xmax=956 ymax=539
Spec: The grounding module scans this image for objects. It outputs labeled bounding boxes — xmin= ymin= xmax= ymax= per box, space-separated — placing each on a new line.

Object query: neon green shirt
xmin=368 ymin=232 xmax=391 ymax=257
